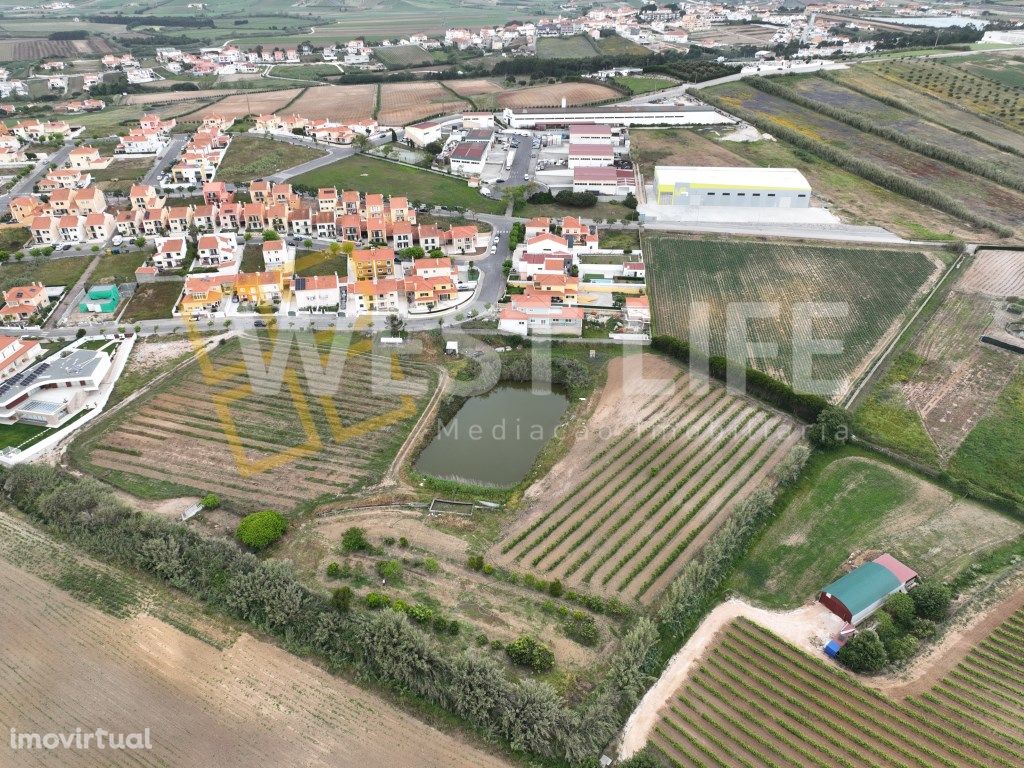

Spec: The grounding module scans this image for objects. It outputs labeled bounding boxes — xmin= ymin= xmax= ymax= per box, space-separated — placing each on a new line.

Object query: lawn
xmin=291 ymin=155 xmax=505 ymax=214
xmin=216 ymin=135 xmax=326 ymax=183
xmin=91 ymin=250 xmax=148 ymax=285
xmin=950 ymin=371 xmax=1024 ymax=504
xmin=120 ymin=280 xmax=184 ymax=322
xmin=0 ymin=254 xmax=92 ymax=292
xmin=536 ymin=35 xmax=599 ymax=59
xmin=240 ymin=243 xmax=263 ymax=271
xmin=729 ymin=450 xmax=1022 ymax=608
xmin=613 ymin=75 xmax=676 ymax=95
xmin=0 ymin=421 xmax=47 ymax=450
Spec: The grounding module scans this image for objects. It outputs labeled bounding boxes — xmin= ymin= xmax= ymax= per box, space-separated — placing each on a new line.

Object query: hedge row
xmin=699 ymin=89 xmax=1014 ymax=237
xmin=651 ymin=335 xmax=830 ymax=423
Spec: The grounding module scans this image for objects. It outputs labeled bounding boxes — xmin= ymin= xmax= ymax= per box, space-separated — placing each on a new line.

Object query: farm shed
xmin=818 ymin=554 xmax=918 ymax=625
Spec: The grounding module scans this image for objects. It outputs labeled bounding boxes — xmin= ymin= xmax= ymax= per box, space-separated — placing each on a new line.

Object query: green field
xmin=730 ymin=451 xmax=1021 ymax=608
xmin=295 ymin=248 xmax=348 ymax=277
xmin=216 ymin=135 xmax=326 ymax=184
xmin=0 ymin=227 xmax=29 ymax=253
xmin=950 ymin=371 xmax=1024 ymax=504
xmin=597 ymin=229 xmax=641 ymax=251
xmin=536 ymin=36 xmax=600 ymax=59
xmin=645 ymin=236 xmax=937 ymax=396
xmin=268 ymin=64 xmax=340 ymax=82
xmin=0 ymin=254 xmax=92 ymax=293
xmin=649 ymin=614 xmax=1024 ymax=768
xmin=291 ymin=155 xmax=505 ymax=214
xmin=0 ymin=421 xmax=47 ymax=450
xmin=375 ymin=45 xmax=434 ymax=69
xmin=120 ymin=281 xmax=184 ymax=322
xmin=593 ymin=35 xmax=651 ymax=56
xmin=91 ymin=250 xmax=148 ymax=285
xmin=613 ymin=75 xmax=677 ymax=95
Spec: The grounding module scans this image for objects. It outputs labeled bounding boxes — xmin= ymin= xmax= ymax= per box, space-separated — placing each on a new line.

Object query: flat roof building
xmin=653 ymin=166 xmax=812 ymax=208
xmin=502 ymin=104 xmax=734 ymax=129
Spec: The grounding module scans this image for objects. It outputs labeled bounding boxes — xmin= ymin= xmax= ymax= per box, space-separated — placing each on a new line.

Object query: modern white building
xmin=0 ymin=349 xmax=111 ymax=427
xmin=652 ymin=166 xmax=812 ymax=208
xmin=502 ymin=104 xmax=734 ymax=129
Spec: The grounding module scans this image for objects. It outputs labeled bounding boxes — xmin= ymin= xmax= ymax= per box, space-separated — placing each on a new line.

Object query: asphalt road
xmin=0 ymin=141 xmax=75 ymax=215
xmin=143 ymin=135 xmax=188 ymax=186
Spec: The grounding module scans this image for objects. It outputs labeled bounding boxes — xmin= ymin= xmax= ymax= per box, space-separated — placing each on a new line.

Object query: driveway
xmin=144 ymin=134 xmax=188 ymax=186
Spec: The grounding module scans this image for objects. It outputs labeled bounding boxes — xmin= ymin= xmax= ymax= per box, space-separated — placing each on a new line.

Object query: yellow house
xmin=348 ymin=247 xmax=395 ymax=281
xmin=234 ymin=269 xmax=286 ymax=305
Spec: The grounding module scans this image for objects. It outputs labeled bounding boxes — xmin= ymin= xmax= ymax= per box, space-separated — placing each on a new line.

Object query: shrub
xmin=887 ymin=633 xmax=919 ymax=663
xmin=548 ymin=578 xmax=564 ymax=598
xmin=326 ymin=562 xmax=341 ymax=578
xmin=398 ymin=536 xmax=409 ymax=548
xmin=200 ymin=493 xmax=220 ymax=510
xmin=331 ymin=585 xmax=353 ymax=612
xmin=376 ymin=558 xmax=403 ymax=583
xmin=837 ymin=630 xmax=888 ymax=673
xmin=505 ymin=635 xmax=555 ymax=672
xmin=563 ymin=611 xmax=600 ymax=647
xmin=235 ymin=510 xmax=287 ymax=550
xmin=466 ymin=554 xmax=485 ymax=571
xmin=911 ymin=581 xmax=951 ymax=621
xmin=341 ymin=526 xmax=371 ymax=552
xmin=364 ymin=591 xmax=391 ymax=609
xmin=423 ymin=557 xmax=440 ymax=574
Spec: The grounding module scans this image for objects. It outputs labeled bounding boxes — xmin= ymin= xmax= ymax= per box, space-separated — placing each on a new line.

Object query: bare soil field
xmin=69 ymin=337 xmax=436 ymax=511
xmin=0 ymin=553 xmax=513 ymax=768
xmin=957 ymin=248 xmax=1024 ymax=297
xmin=446 ymin=78 xmax=506 ymax=97
xmin=284 ymin=84 xmax=377 ymax=121
xmin=496 ymin=82 xmax=619 ymax=109
xmin=194 ymin=88 xmax=303 ymax=119
xmin=494 ymin=355 xmax=802 ymax=604
xmin=379 ymin=82 xmax=467 ymax=125
xmin=0 ymin=37 xmax=112 ymax=60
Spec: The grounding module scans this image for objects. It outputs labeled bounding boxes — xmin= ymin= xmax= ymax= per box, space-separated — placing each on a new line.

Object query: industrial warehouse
xmin=652 ymin=166 xmax=813 ymax=207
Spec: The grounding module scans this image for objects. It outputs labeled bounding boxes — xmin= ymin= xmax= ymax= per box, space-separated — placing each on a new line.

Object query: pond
xmin=415 ymin=383 xmax=569 ymax=487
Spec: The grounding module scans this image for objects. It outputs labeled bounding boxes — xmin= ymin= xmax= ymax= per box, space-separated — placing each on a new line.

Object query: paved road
xmin=622 ymin=62 xmax=846 ymax=105
xmin=0 ymin=141 xmax=75 ymax=215
xmin=143 ymin=135 xmax=188 ymax=186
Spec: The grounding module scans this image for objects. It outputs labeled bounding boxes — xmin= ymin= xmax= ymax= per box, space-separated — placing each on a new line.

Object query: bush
xmin=235 ymin=510 xmax=287 ymax=550
xmin=837 ymin=630 xmax=888 ymax=673
xmin=423 ymin=557 xmax=440 ymax=574
xmin=467 ymin=554 xmax=485 ymax=571
xmin=364 ymin=591 xmax=391 ymax=609
xmin=886 ymin=633 xmax=919 ymax=663
xmin=911 ymin=581 xmax=951 ymax=622
xmin=201 ymin=493 xmax=220 ymax=510
xmin=548 ymin=578 xmax=564 ymax=598
xmin=376 ymin=558 xmax=403 ymax=583
xmin=331 ymin=585 xmax=353 ymax=612
xmin=505 ymin=635 xmax=555 ymax=672
xmin=883 ymin=592 xmax=915 ymax=630
xmin=326 ymin=561 xmax=341 ymax=578
xmin=563 ymin=611 xmax=600 ymax=647
xmin=341 ymin=526 xmax=371 ymax=552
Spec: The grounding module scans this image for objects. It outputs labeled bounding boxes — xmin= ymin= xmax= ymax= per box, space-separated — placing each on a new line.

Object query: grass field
xmin=91 ymin=250 xmax=147 ymax=285
xmin=648 ymin=614 xmax=1024 ymax=768
xmin=69 ymin=335 xmax=436 ymax=510
xmin=645 ymin=236 xmax=937 ymax=397
xmin=295 ymin=248 xmax=348 ymax=277
xmin=375 ymin=45 xmax=433 ymax=69
xmin=494 ymin=356 xmax=802 ymax=604
xmin=594 ymin=35 xmax=651 ymax=56
xmin=953 ymin=52 xmax=1024 ymax=89
xmin=0 ymin=421 xmax=47 ymax=450
xmin=268 ymin=64 xmax=340 ymax=82
xmin=0 ymin=227 xmax=29 ymax=253
xmin=89 ymin=158 xmax=157 ymax=195
xmin=731 ymin=451 xmax=1022 ymax=609
xmin=629 ymin=128 xmax=970 ymax=241
xmin=598 ymin=229 xmax=641 ymax=251
xmin=705 ymin=81 xmax=1024 ymax=235
xmin=291 ymin=155 xmax=505 ymax=213
xmin=120 ymin=281 xmax=184 ymax=322
xmin=613 ymin=75 xmax=677 ymax=95
xmin=0 ymin=254 xmax=91 ymax=293
xmin=215 ymin=135 xmax=325 ymax=183
xmin=536 ymin=35 xmax=600 ymax=59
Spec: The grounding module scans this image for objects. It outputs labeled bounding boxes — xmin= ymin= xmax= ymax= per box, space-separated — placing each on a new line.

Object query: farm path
xmin=618 ymin=598 xmax=845 ymax=760
xmin=381 ymin=367 xmax=450 ymax=491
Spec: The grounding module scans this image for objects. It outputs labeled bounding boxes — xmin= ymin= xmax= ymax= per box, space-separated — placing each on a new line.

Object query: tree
xmin=882 ymin=592 xmax=915 ymax=630
xmin=505 ymin=635 xmax=555 ymax=672
xmin=353 ymin=134 xmax=370 ymax=151
xmin=910 ymin=581 xmax=951 ymax=622
xmin=262 ymin=229 xmax=280 ymax=241
xmin=341 ymin=526 xmax=371 ymax=552
xmin=809 ymin=405 xmax=851 ymax=449
xmin=236 ymin=510 xmax=288 ymax=550
xmin=201 ymin=493 xmax=220 ymax=510
xmin=386 ymin=313 xmax=405 ymax=336
xmin=837 ymin=630 xmax=888 ymax=673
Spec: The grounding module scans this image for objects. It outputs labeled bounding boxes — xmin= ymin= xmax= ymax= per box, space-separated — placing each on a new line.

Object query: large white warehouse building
xmin=653 ymin=166 xmax=812 ymax=208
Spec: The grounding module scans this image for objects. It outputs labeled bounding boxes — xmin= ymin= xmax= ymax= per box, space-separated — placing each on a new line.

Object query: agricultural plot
xmin=0 ymin=36 xmax=112 ymax=61
xmin=614 ymin=75 xmax=678 ymax=95
xmin=688 ymin=24 xmax=778 ymax=47
xmin=707 ymin=81 xmax=1024 ymax=234
xmin=284 ymin=84 xmax=377 ymax=121
xmin=855 ymin=249 xmax=1023 ymax=465
xmin=494 ymin=356 xmax=802 ymax=604
xmin=194 ymin=88 xmax=303 ymax=119
xmin=496 ymin=82 xmax=619 ymax=109
xmin=731 ymin=454 xmax=1022 ymax=609
xmin=832 ymin=66 xmax=1024 ymax=155
xmin=645 ymin=236 xmax=938 ymax=397
xmin=445 ymin=78 xmax=506 ymax=98
xmin=375 ymin=44 xmax=433 ymax=68
xmin=867 ymin=59 xmax=1024 ymax=133
xmin=953 ymin=52 xmax=1024 ymax=89
xmin=0 ymin=541 xmax=513 ymax=768
xmin=536 ymin=35 xmax=600 ymax=59
xmin=70 ymin=336 xmax=436 ymax=510
xmin=594 ymin=35 xmax=651 ymax=56
xmin=648 ymin=615 xmax=1024 ymax=768
xmin=216 ymin=135 xmax=326 ymax=183
xmin=781 ymin=74 xmax=1024 ymax=181
xmin=126 ymin=89 xmax=248 ymax=105
xmin=379 ymin=81 xmax=467 ymax=125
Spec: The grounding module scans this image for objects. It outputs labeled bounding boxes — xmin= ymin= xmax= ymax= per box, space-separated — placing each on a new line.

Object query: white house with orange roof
xmin=196 ymin=233 xmax=239 ymax=270
xmin=0 ymin=283 xmax=50 ymax=325
xmin=524 ymin=217 xmax=551 ymax=239
xmin=84 ymin=212 xmax=114 ymax=242
xmin=348 ymin=277 xmax=402 ymax=315
xmin=153 ymin=237 xmax=188 ymax=271
xmin=262 ymin=240 xmax=295 ymax=272
xmin=0 ymin=336 xmax=44 ymax=380
xmin=293 ymin=274 xmax=340 ymax=312
xmin=66 ymin=145 xmax=112 ymax=171
xmin=499 ymin=293 xmax=583 ymax=337
xmin=623 ymin=295 xmax=650 ymax=333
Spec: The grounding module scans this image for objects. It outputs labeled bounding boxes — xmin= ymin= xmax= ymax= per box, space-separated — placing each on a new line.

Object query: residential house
xmin=292 ymin=274 xmax=340 ymax=312
xmin=0 ymin=283 xmax=50 ymax=324
xmin=349 ymin=247 xmax=395 ymax=281
xmin=235 ymin=270 xmax=285 ymax=305
xmin=0 ymin=336 xmax=44 ymax=381
xmin=262 ymin=240 xmax=295 ymax=272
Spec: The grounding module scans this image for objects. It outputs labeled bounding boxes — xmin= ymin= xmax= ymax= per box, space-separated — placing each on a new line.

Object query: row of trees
xmin=698 ymin=90 xmax=1014 ymax=238
xmin=1 ymin=465 xmax=662 ymax=764
xmin=746 ymin=76 xmax=1024 ymax=194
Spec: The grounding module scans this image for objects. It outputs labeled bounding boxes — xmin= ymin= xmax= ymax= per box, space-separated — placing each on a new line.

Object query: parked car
xmin=253 ymin=320 xmax=267 ymax=328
